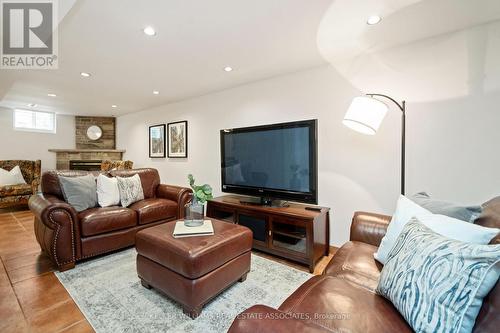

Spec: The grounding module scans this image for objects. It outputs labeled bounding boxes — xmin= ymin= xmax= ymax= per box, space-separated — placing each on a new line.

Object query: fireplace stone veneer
xmin=48 ymin=149 xmax=125 ymax=170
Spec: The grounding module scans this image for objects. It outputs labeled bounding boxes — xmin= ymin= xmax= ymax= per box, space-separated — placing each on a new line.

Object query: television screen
xmin=220 ymin=120 xmax=317 ymax=203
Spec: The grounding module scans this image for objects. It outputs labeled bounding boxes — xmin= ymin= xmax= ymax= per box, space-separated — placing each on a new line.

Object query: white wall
xmin=0 ymin=107 xmax=75 ymax=171
xmin=118 ymin=66 xmax=402 ymax=246
xmin=117 ymin=65 xmax=500 ymax=246
xmin=407 ymin=92 xmax=500 ymax=204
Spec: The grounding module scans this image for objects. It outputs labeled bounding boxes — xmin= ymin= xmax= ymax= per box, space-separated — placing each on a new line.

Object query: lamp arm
xmin=366 ymin=93 xmax=405 ymax=112
xmin=365 ymin=93 xmax=406 ymax=195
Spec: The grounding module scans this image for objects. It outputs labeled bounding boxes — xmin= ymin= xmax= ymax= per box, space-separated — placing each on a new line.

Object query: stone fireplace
xmin=49 ymin=116 xmax=125 ymax=170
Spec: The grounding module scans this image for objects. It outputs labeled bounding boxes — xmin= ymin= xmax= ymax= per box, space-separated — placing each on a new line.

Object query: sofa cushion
xmin=278 ymin=276 xmax=412 ymax=333
xmin=475 ymin=196 xmax=500 ymax=244
xmin=0 ymin=165 xmax=27 ymax=186
xmin=58 ymin=174 xmax=97 ymax=212
xmin=110 ymin=168 xmax=159 ymax=199
xmin=117 ymin=174 xmax=144 ymax=207
xmin=323 ymin=241 xmax=382 ymax=291
xmin=412 ymin=192 xmax=482 ymax=222
xmin=79 ymin=207 xmax=137 ymax=237
xmin=376 ymin=219 xmax=500 ymax=333
xmin=129 ymin=198 xmax=177 ymax=224
xmin=0 ymin=183 xmax=32 ymax=197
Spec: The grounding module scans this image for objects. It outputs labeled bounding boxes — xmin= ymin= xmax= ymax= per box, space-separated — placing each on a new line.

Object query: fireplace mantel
xmin=49 ymin=149 xmax=126 ymax=170
xmin=48 ymin=149 xmax=126 ymax=153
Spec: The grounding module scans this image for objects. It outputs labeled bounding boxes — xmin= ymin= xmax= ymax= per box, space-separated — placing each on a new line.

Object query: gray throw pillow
xmin=412 ymin=192 xmax=482 ymax=222
xmin=116 ymin=174 xmax=144 ymax=207
xmin=58 ymin=174 xmax=97 ymax=212
xmin=377 ymin=218 xmax=500 ymax=333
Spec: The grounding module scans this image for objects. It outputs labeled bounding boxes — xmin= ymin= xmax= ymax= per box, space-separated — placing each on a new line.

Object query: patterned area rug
xmin=55 ymin=248 xmax=312 ymax=333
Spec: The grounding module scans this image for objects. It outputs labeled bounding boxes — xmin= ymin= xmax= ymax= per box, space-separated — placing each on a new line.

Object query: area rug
xmin=55 ymin=248 xmax=312 ymax=333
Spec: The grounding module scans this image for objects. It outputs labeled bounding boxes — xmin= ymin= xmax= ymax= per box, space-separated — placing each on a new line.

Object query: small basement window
xmin=13 ymin=109 xmax=56 ymax=133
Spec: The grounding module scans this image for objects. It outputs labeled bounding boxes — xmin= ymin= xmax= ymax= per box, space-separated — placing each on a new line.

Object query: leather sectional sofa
xmin=229 ymin=202 xmax=500 ymax=332
xmin=29 ymin=168 xmax=191 ymax=271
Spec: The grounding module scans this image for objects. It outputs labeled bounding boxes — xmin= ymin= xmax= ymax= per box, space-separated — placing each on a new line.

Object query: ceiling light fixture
xmin=367 ymin=15 xmax=381 ymax=25
xmin=224 ymin=66 xmax=233 ymax=72
xmin=152 ymin=90 xmax=160 ymax=95
xmin=143 ymin=26 xmax=156 ymax=36
xmin=111 ymin=105 xmax=117 ymax=108
xmin=80 ymin=72 xmax=91 ymax=77
xmin=47 ymin=93 xmax=57 ymax=97
xmin=27 ymin=103 xmax=38 ymax=107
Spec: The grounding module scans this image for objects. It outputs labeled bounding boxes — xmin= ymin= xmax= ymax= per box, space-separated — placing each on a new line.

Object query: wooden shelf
xmin=273 ymin=230 xmax=306 ymax=240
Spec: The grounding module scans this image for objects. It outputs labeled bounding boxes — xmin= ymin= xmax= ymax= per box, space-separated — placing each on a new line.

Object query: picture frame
xmin=149 ymin=124 xmax=166 ymax=158
xmin=167 ymin=121 xmax=188 ymax=158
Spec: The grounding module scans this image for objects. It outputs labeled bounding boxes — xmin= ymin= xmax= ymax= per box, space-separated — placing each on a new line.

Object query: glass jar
xmin=184 ymin=198 xmax=204 ymax=227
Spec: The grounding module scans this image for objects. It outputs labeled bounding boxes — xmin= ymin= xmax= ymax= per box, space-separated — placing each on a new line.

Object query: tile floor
xmin=0 ymin=209 xmax=336 ymax=333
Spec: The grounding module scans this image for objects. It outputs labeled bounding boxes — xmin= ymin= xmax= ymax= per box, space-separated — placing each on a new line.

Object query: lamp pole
xmin=366 ymin=94 xmax=406 ymax=195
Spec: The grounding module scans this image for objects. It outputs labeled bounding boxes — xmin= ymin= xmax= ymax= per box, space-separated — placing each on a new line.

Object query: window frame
xmin=13 ymin=109 xmax=57 ymax=134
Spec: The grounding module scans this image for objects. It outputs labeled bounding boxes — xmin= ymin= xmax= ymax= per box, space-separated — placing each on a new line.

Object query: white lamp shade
xmin=343 ymin=96 xmax=388 ymax=135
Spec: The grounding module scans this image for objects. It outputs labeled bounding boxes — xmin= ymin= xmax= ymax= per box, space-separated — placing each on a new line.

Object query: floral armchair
xmin=0 ymin=160 xmax=41 ymax=208
xmin=100 ymin=160 xmax=133 ymax=171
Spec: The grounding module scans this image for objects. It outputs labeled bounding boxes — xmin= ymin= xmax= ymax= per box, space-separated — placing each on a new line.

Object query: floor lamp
xmin=342 ymin=94 xmax=406 ymax=195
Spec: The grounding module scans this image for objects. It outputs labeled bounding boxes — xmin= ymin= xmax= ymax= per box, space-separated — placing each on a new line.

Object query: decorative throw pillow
xmin=412 ymin=192 xmax=482 ymax=222
xmin=375 ymin=195 xmax=431 ymax=263
xmin=96 ymin=174 xmax=120 ymax=207
xmin=0 ymin=165 xmax=27 ymax=186
xmin=376 ymin=219 xmax=500 ymax=333
xmin=375 ymin=195 xmax=499 ymax=264
xmin=58 ymin=174 xmax=97 ymax=212
xmin=116 ymin=174 xmax=144 ymax=207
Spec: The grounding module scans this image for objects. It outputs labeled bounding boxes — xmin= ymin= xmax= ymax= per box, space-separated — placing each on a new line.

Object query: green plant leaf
xmin=202 ymin=184 xmax=212 ymax=194
xmin=187 ymin=174 xmax=213 ymax=203
xmin=196 ymin=189 xmax=206 ymax=200
xmin=188 ymin=174 xmax=195 ymax=188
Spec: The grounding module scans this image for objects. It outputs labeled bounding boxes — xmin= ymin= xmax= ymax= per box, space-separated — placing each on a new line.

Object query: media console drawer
xmin=206 ymin=195 xmax=330 ymax=273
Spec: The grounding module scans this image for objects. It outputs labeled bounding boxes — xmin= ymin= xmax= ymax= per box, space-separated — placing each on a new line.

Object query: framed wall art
xmin=167 ymin=121 xmax=188 ymax=158
xmin=149 ymin=124 xmax=166 ymax=158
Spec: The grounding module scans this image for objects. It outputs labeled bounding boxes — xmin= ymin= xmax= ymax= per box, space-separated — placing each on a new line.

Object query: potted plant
xmin=184 ymin=174 xmax=213 ymax=227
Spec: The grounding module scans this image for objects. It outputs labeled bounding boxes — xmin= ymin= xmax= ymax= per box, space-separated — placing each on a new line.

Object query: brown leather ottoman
xmin=135 ymin=219 xmax=253 ymax=318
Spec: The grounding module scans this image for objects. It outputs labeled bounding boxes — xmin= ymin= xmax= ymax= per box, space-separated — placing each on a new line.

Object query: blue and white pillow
xmin=376 ymin=218 xmax=500 ymax=333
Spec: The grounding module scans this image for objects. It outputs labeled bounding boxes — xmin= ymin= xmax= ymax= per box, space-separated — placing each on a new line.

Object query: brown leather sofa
xmin=28 ymin=168 xmax=191 ymax=271
xmin=229 ymin=201 xmax=500 ymax=333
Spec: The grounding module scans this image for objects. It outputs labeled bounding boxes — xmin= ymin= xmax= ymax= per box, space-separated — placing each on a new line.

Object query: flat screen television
xmin=220 ymin=119 xmax=317 ymax=205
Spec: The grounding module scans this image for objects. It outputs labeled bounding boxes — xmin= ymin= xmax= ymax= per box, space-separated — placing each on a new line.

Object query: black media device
xmin=220 ymin=119 xmax=318 ymax=205
xmin=305 ymin=206 xmax=322 ymax=212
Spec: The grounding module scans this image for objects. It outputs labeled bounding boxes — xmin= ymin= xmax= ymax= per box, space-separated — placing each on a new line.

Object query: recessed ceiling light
xmin=224 ymin=66 xmax=233 ymax=72
xmin=47 ymin=93 xmax=56 ymax=97
xmin=80 ymin=72 xmax=91 ymax=77
xmin=27 ymin=103 xmax=37 ymax=107
xmin=111 ymin=105 xmax=117 ymax=108
xmin=143 ymin=26 xmax=156 ymax=36
xmin=367 ymin=15 xmax=381 ymax=25
xmin=152 ymin=90 xmax=160 ymax=95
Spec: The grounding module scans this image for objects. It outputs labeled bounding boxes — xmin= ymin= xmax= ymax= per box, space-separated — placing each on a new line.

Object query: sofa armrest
xmin=228 ymin=305 xmax=333 ymax=333
xmin=350 ymin=211 xmax=391 ymax=247
xmin=28 ymin=194 xmax=79 ymax=270
xmin=156 ymin=184 xmax=192 ymax=218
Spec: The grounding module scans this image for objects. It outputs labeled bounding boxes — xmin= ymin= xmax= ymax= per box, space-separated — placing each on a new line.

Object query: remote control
xmin=305 ymin=206 xmax=322 ymax=212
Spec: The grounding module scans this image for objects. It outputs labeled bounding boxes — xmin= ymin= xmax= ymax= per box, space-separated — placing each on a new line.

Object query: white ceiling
xmin=317 ymin=0 xmax=500 ymax=102
xmin=0 ymin=0 xmax=333 ymax=116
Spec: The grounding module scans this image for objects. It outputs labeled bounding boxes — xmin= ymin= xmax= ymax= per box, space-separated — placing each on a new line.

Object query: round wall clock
xmin=86 ymin=125 xmax=103 ymax=141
